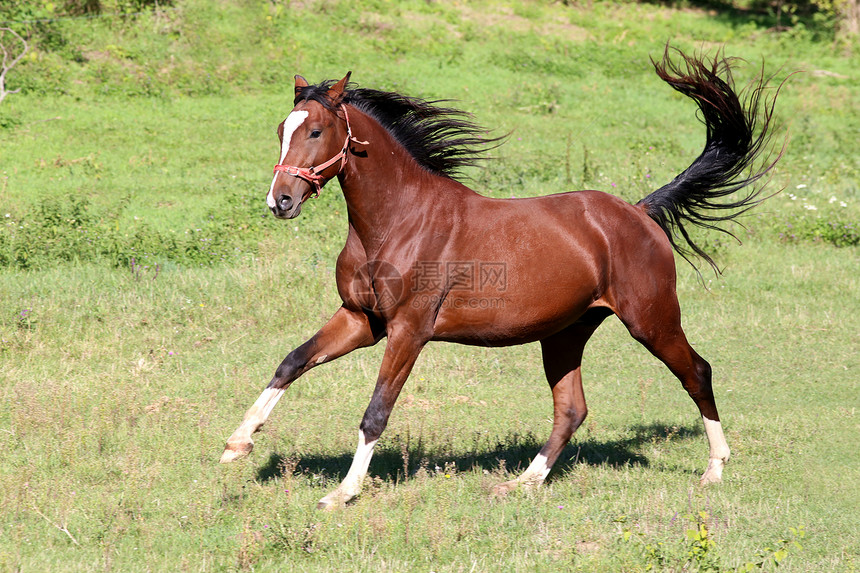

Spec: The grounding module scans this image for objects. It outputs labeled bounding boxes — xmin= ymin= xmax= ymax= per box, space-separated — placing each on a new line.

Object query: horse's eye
xmin=310 ymin=129 xmax=322 ymax=139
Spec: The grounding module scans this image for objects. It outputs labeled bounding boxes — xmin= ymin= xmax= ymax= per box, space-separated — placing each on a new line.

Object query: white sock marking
xmin=340 ymin=430 xmax=378 ymax=495
xmin=257 ymin=387 xmax=285 ymax=421
xmin=520 ymin=453 xmax=552 ymax=483
xmin=267 ymin=110 xmax=309 ymax=208
xmin=236 ymin=387 xmax=284 ymax=437
xmin=702 ymin=415 xmax=730 ymax=462
xmin=223 ymin=387 xmax=285 ymax=461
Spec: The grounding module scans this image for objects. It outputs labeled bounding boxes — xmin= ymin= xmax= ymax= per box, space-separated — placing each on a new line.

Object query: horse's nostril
xmin=277 ymin=194 xmax=293 ymax=212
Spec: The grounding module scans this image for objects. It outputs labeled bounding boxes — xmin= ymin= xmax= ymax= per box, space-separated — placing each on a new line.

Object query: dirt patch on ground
xmin=458 ymin=4 xmax=592 ymax=42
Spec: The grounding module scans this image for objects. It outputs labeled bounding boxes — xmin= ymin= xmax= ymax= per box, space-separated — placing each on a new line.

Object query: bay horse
xmin=221 ymin=47 xmax=781 ymax=510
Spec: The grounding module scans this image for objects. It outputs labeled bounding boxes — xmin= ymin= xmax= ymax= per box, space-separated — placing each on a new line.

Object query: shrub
xmin=0 ymin=193 xmax=271 ymax=271
xmin=776 ymin=214 xmax=859 ymax=247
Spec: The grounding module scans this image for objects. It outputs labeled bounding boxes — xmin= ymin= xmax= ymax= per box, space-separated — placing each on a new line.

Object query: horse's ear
xmin=294 ymin=75 xmax=309 ymax=98
xmin=328 ymin=72 xmax=352 ymax=103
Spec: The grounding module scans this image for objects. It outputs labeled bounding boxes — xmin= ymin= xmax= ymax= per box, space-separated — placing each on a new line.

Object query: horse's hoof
xmin=219 ymin=440 xmax=253 ymax=463
xmin=491 ymin=480 xmax=520 ymax=498
xmin=699 ymin=459 xmax=725 ymax=485
xmin=316 ymin=499 xmax=336 ymax=511
xmin=316 ymin=490 xmax=354 ymax=510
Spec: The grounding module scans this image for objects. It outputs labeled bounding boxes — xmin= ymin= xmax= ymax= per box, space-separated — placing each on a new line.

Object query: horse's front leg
xmin=220 ymin=306 xmax=382 ymax=463
xmin=317 ymin=324 xmax=427 ymax=510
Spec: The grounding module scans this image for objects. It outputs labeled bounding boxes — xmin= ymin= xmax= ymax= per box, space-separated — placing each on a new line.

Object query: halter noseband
xmin=272 ymin=106 xmax=367 ymax=199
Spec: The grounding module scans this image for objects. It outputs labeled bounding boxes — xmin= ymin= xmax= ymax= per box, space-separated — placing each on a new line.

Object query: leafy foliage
xmin=618 ymin=512 xmax=806 ymax=571
xmin=778 ymin=215 xmax=859 ymax=246
xmin=0 ymin=192 xmax=276 ymax=270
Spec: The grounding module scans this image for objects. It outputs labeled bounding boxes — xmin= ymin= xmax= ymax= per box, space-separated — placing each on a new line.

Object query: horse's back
xmin=428 ymin=189 xmax=675 ymax=345
xmin=468 ymin=189 xmax=674 ymax=275
xmin=541 ymin=189 xmax=680 ymax=312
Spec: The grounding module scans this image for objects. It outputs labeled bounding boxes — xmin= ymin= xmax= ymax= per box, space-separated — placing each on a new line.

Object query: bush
xmin=778 ymin=215 xmax=860 ymax=246
xmin=0 ymin=193 xmax=270 ymax=271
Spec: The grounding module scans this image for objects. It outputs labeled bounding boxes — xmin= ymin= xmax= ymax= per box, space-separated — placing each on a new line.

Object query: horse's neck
xmin=338 ymin=111 xmax=464 ymax=252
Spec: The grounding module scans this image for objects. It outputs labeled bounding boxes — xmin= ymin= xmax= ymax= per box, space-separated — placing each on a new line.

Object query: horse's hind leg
xmin=492 ymin=315 xmax=606 ymax=496
xmin=617 ymin=296 xmax=730 ymax=484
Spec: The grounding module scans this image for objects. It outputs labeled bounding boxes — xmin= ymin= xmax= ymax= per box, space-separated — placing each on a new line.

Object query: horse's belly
xmin=429 ymin=282 xmax=597 ymax=346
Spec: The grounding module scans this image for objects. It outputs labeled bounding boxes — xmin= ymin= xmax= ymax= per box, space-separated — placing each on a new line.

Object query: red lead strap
xmin=272 ymin=106 xmax=367 ymax=199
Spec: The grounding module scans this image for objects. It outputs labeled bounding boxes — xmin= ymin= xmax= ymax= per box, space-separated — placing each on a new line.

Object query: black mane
xmin=295 ymin=80 xmax=503 ymax=180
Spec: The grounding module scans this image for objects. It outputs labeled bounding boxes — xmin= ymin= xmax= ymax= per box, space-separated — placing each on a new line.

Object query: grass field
xmin=1 ymin=0 xmax=858 ymax=571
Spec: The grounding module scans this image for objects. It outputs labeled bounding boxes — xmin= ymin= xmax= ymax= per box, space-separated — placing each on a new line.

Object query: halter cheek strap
xmin=272 ymin=106 xmax=367 ymax=199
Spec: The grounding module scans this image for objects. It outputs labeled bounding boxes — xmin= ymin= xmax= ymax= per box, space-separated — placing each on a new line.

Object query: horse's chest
xmin=335 ymin=247 xmax=369 ymax=311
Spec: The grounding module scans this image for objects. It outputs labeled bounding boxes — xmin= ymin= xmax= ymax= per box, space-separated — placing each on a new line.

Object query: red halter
xmin=272 ymin=106 xmax=367 ymax=199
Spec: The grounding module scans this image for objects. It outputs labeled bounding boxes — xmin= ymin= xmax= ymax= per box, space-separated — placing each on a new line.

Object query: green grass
xmin=0 ymin=243 xmax=857 ymax=571
xmin=0 ymin=0 xmax=858 ymax=570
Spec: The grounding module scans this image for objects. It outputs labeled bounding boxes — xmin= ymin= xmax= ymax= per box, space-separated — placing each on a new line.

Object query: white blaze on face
xmin=267 ymin=110 xmax=310 ymax=209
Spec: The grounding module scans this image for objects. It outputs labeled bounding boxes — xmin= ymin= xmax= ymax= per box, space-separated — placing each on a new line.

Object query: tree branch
xmin=0 ymin=27 xmax=28 ymax=105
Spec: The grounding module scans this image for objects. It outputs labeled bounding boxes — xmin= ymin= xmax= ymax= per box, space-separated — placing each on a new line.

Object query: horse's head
xmin=266 ymin=73 xmax=353 ymax=219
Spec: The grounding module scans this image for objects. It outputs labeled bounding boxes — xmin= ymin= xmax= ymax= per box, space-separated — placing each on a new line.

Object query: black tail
xmin=637 ymin=46 xmax=784 ymax=273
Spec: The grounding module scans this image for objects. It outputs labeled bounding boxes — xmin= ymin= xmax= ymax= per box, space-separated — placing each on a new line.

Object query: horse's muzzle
xmin=271 ymin=194 xmax=303 ymax=219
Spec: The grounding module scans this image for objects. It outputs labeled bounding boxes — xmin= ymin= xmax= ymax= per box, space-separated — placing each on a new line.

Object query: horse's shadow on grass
xmin=255 ymin=422 xmax=703 ymax=484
